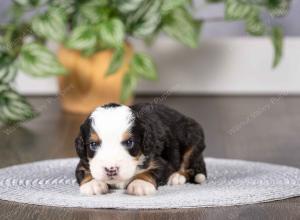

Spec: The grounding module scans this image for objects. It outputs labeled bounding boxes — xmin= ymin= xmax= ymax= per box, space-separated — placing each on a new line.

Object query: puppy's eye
xmin=122 ymin=139 xmax=134 ymax=149
xmin=89 ymin=142 xmax=99 ymax=151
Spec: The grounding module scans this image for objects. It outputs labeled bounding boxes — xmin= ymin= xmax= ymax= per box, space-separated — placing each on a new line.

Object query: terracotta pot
xmin=57 ymin=44 xmax=133 ymax=114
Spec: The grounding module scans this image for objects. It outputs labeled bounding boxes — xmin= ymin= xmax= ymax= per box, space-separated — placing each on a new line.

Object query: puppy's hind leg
xmin=167 ymin=144 xmax=207 ymax=185
xmin=180 ymin=143 xmax=207 ymax=184
xmin=191 ymin=153 xmax=207 ymax=184
xmin=177 ymin=120 xmax=207 ymax=184
xmin=187 ymin=138 xmax=207 ymax=184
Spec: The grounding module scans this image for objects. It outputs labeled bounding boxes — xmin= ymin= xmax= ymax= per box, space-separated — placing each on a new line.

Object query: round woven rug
xmin=0 ymin=158 xmax=299 ymax=209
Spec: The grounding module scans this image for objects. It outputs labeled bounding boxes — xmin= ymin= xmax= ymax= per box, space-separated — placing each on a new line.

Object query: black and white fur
xmin=75 ymin=103 xmax=207 ymax=196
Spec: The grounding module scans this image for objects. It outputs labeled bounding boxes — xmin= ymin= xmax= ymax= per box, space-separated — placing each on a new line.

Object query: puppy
xmin=75 ymin=103 xmax=207 ymax=196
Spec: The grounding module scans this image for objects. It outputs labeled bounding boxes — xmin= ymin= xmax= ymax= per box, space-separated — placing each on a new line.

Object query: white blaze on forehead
xmin=88 ymin=105 xmax=137 ymax=183
xmin=90 ymin=105 xmax=133 ymax=138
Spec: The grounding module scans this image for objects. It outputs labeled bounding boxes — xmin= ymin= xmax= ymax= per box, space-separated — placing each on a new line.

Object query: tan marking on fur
xmin=136 ymin=159 xmax=159 ymax=174
xmin=134 ymin=152 xmax=142 ymax=161
xmin=178 ymin=147 xmax=193 ymax=177
xmin=122 ymin=131 xmax=132 ymax=141
xmin=90 ymin=130 xmax=100 ymax=142
xmin=78 ymin=164 xmax=93 ymax=185
xmin=129 ymin=159 xmax=159 ymax=188
xmin=148 ymin=160 xmax=159 ymax=170
xmin=178 ymin=170 xmax=189 ymax=179
xmin=131 ymin=172 xmax=157 ymax=188
xmin=80 ymin=174 xmax=93 ymax=186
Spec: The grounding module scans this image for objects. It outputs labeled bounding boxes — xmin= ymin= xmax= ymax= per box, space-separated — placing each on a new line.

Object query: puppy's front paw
xmin=127 ymin=179 xmax=156 ymax=196
xmin=167 ymin=172 xmax=186 ymax=185
xmin=80 ymin=179 xmax=109 ymax=196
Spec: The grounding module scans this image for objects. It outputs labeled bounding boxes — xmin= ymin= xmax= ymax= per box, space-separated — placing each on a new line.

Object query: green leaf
xmin=13 ymin=0 xmax=38 ymax=6
xmin=143 ymin=29 xmax=160 ymax=46
xmin=161 ymin=0 xmax=186 ymax=14
xmin=130 ymin=53 xmax=157 ymax=80
xmin=65 ymin=25 xmax=97 ymax=51
xmin=0 ymin=86 xmax=37 ymax=124
xmin=267 ymin=0 xmax=290 ymax=17
xmin=0 ymin=84 xmax=10 ymax=93
xmin=271 ymin=26 xmax=283 ymax=68
xmin=125 ymin=1 xmax=151 ymax=25
xmin=106 ymin=47 xmax=125 ymax=76
xmin=131 ymin=0 xmax=162 ymax=38
xmin=77 ymin=1 xmax=109 ymax=24
xmin=120 ymin=72 xmax=137 ymax=103
xmin=31 ymin=7 xmax=67 ymax=42
xmin=225 ymin=0 xmax=259 ymax=20
xmin=0 ymin=44 xmax=8 ymax=55
xmin=17 ymin=43 xmax=66 ymax=77
xmin=0 ymin=54 xmax=17 ymax=83
xmin=14 ymin=0 xmax=29 ymax=5
xmin=1 ymin=25 xmax=23 ymax=55
xmin=163 ymin=7 xmax=201 ymax=48
xmin=51 ymin=0 xmax=75 ymax=15
xmin=115 ymin=0 xmax=144 ymax=14
xmin=99 ymin=18 xmax=125 ymax=48
xmin=0 ymin=63 xmax=17 ymax=84
xmin=245 ymin=14 xmax=265 ymax=36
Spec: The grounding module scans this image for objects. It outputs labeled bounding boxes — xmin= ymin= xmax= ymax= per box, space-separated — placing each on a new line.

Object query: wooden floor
xmin=0 ymin=96 xmax=299 ymax=220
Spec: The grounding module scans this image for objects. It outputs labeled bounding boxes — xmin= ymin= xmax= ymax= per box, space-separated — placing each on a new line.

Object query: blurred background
xmin=0 ymin=0 xmax=299 ymax=166
xmin=1 ymin=0 xmax=300 ymax=96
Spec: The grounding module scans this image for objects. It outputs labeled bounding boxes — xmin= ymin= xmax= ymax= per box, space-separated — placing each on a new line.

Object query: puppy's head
xmin=75 ymin=103 xmax=144 ymax=184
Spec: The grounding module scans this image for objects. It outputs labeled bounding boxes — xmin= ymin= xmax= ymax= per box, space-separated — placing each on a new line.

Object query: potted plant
xmin=0 ymin=0 xmax=291 ymax=123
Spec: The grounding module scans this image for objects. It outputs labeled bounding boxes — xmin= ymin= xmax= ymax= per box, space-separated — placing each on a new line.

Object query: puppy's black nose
xmin=104 ymin=166 xmax=119 ymax=177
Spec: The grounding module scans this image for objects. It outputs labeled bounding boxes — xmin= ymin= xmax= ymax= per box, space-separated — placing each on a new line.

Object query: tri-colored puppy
xmin=75 ymin=103 xmax=207 ymax=196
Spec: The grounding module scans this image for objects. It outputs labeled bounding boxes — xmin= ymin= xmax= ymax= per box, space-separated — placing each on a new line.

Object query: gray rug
xmin=0 ymin=158 xmax=299 ymax=209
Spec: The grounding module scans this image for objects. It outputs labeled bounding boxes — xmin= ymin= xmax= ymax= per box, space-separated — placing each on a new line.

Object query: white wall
xmin=137 ymin=37 xmax=300 ymax=95
xmin=15 ymin=37 xmax=300 ymax=95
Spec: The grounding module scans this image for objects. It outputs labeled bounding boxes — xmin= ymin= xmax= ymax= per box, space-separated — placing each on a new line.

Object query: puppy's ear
xmin=75 ymin=118 xmax=91 ymax=160
xmin=75 ymin=134 xmax=85 ymax=159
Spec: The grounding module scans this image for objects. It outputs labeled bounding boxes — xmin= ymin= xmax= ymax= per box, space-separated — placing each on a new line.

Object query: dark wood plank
xmin=0 ymin=95 xmax=299 ymax=220
xmin=0 ymin=197 xmax=299 ymax=220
